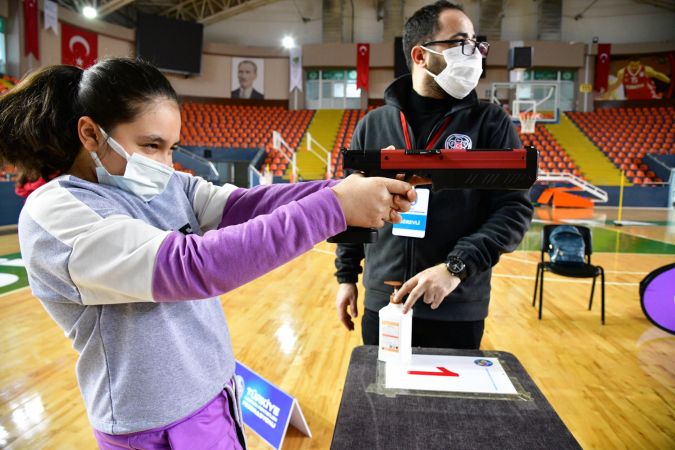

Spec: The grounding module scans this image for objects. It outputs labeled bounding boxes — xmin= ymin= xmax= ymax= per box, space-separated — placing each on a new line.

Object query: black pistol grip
xmin=327 ymin=227 xmax=379 ymax=244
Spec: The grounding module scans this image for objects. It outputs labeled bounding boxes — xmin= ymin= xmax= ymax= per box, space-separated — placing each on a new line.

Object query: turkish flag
xmin=61 ymin=23 xmax=97 ymax=69
xmin=594 ymin=43 xmax=611 ymax=93
xmin=23 ymin=0 xmax=39 ymax=59
xmin=356 ymin=43 xmax=369 ymax=91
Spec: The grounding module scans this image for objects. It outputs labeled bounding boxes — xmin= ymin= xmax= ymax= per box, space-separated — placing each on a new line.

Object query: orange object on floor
xmin=535 ymin=206 xmax=596 ymax=222
xmin=537 ymin=187 xmax=594 ymax=208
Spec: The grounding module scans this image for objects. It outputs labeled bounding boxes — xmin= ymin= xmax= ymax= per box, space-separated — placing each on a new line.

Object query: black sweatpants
xmin=361 ymin=308 xmax=485 ymax=350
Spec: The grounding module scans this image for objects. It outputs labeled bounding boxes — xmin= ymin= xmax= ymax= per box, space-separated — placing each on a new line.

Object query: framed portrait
xmin=231 ymin=57 xmax=265 ymax=99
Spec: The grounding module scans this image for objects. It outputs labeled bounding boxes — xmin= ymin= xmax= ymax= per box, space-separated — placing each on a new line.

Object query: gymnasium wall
xmin=601 ymin=186 xmax=671 ymax=208
xmin=202 ymin=0 xmax=675 ymax=46
xmin=4 ymin=1 xmax=292 ymax=99
xmin=3 ymin=0 xmax=674 ymax=103
xmin=560 ymin=0 xmax=675 ymax=44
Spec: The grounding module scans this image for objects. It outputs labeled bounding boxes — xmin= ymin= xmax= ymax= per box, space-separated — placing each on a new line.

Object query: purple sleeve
xmin=220 ymin=179 xmax=339 ymax=227
xmin=152 ymin=188 xmax=346 ymax=302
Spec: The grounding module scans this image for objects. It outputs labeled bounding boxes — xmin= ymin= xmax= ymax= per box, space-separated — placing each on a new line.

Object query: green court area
xmin=0 ymin=252 xmax=28 ymax=295
xmin=519 ymin=223 xmax=675 ymax=254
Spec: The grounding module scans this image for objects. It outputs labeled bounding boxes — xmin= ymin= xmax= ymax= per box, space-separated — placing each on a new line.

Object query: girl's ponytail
xmin=0 ymin=65 xmax=83 ymax=182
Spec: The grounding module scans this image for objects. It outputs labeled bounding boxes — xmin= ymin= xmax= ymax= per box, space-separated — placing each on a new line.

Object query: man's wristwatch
xmin=445 ymin=256 xmax=467 ymax=281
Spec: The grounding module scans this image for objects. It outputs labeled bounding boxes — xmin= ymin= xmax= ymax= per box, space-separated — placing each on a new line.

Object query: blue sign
xmin=394 ymin=214 xmax=428 ymax=231
xmin=392 ymin=188 xmax=429 ymax=238
xmin=235 ymin=361 xmax=298 ymax=449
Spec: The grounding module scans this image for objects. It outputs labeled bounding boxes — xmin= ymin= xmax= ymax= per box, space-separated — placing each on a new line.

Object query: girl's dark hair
xmin=402 ymin=1 xmax=464 ymax=70
xmin=0 ymin=58 xmax=178 ymax=182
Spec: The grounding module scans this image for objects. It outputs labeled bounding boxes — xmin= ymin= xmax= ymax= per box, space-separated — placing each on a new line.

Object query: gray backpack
xmin=548 ymin=226 xmax=586 ymax=266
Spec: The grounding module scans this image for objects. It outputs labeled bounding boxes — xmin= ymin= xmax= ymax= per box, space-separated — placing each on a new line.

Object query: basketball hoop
xmin=519 ymin=112 xmax=539 ymax=134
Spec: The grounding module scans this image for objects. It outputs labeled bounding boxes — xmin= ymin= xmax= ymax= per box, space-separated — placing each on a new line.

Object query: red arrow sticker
xmin=407 ymin=366 xmax=459 ymax=377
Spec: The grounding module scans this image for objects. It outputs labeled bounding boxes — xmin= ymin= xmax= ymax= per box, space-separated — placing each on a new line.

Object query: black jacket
xmin=334 ymin=75 xmax=533 ymax=321
xmin=231 ymin=88 xmax=264 ymax=99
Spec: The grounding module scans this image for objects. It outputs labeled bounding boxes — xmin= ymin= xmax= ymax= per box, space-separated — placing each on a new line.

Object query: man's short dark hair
xmin=402 ymin=1 xmax=464 ymax=69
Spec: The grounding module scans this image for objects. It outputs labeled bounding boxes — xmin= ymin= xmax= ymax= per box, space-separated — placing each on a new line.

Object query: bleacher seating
xmin=172 ymin=162 xmax=195 ymax=176
xmin=330 ymin=110 xmax=576 ymax=180
xmin=517 ymin=124 xmax=584 ymax=178
xmin=0 ymin=74 xmax=19 ymax=96
xmin=180 ymin=104 xmax=315 ymax=177
xmin=1 ymin=163 xmax=17 ymax=182
xmin=567 ymin=107 xmax=675 ymax=185
xmin=331 ymin=109 xmax=367 ymax=178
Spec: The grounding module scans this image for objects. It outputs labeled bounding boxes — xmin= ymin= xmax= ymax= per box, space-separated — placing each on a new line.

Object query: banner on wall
xmin=289 ymin=47 xmax=302 ymax=92
xmin=231 ymin=57 xmax=265 ymax=99
xmin=594 ymin=43 xmax=611 ymax=93
xmin=61 ymin=23 xmax=97 ymax=69
xmin=44 ymin=0 xmax=59 ymax=35
xmin=23 ymin=0 xmax=39 ymax=59
xmin=598 ymin=52 xmax=674 ymax=100
xmin=356 ymin=43 xmax=369 ymax=91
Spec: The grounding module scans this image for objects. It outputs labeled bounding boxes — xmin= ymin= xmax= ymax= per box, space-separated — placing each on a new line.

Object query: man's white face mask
xmin=422 ymin=45 xmax=483 ymax=99
xmin=90 ymin=127 xmax=174 ymax=202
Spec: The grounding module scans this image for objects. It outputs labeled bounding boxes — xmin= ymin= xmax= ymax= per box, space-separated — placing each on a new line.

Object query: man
xmin=601 ymin=59 xmax=670 ymax=100
xmin=232 ymin=60 xmax=264 ymax=99
xmin=334 ymin=1 xmax=533 ymax=349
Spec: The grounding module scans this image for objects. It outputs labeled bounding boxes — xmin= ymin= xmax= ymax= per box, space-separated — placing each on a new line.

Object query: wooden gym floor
xmin=0 ymin=206 xmax=673 ymax=449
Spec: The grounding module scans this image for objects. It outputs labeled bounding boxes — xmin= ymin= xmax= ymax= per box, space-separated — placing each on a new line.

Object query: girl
xmin=0 ymin=58 xmax=413 ymax=449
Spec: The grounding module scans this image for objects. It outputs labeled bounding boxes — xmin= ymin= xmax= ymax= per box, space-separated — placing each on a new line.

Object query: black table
xmin=331 ymin=346 xmax=580 ymax=450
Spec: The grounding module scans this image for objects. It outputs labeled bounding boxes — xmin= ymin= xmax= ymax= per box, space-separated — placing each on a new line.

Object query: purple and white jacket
xmin=18 ymin=172 xmax=345 ymax=434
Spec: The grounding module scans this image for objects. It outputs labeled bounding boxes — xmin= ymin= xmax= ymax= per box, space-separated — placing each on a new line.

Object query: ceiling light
xmin=83 ymin=6 xmax=97 ymax=18
xmin=282 ymin=36 xmax=295 ymax=49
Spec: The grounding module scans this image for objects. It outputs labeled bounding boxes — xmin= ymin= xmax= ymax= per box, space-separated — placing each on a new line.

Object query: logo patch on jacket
xmin=445 ymin=134 xmax=473 ymax=150
xmin=178 ymin=223 xmax=194 ymax=235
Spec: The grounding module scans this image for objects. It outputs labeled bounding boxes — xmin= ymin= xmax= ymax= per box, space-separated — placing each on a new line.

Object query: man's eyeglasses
xmin=422 ymin=39 xmax=490 ymax=57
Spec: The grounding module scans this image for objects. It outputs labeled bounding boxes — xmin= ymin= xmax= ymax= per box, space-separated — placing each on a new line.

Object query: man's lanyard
xmin=399 ymin=111 xmax=452 ymax=150
xmin=396 ymin=111 xmax=450 ymax=240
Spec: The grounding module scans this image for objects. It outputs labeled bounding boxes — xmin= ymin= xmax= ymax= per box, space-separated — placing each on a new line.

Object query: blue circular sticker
xmin=474 ymin=359 xmax=493 ymax=367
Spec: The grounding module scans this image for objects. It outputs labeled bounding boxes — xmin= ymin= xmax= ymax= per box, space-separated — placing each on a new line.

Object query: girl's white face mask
xmin=422 ymin=45 xmax=483 ymax=99
xmin=90 ymin=127 xmax=174 ymax=202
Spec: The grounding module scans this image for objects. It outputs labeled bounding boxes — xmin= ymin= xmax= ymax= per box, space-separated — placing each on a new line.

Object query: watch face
xmin=447 ymin=258 xmax=466 ymax=275
xmin=450 ymin=262 xmax=464 ymax=272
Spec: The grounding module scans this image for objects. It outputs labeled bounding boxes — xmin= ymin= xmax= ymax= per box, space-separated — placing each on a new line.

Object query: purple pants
xmin=94 ymin=387 xmax=246 ymax=450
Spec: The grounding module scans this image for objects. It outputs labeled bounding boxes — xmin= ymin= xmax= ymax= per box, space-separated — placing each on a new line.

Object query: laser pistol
xmin=328 ymin=146 xmax=539 ymax=244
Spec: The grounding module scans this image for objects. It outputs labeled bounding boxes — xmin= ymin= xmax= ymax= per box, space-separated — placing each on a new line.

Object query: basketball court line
xmin=0 ymin=252 xmax=28 ymax=295
xmin=490 ymin=273 xmax=636 ymax=286
xmin=499 ymin=254 xmax=656 ymax=275
xmin=1 ymin=235 xmax=667 ymax=295
xmin=524 ymin=223 xmax=675 ymax=254
xmin=0 ymin=286 xmax=28 ymax=298
xmin=311 ymin=247 xmax=666 ymax=278
xmin=607 ymin=226 xmax=675 ymax=244
xmin=307 ymin=251 xmax=640 ymax=286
